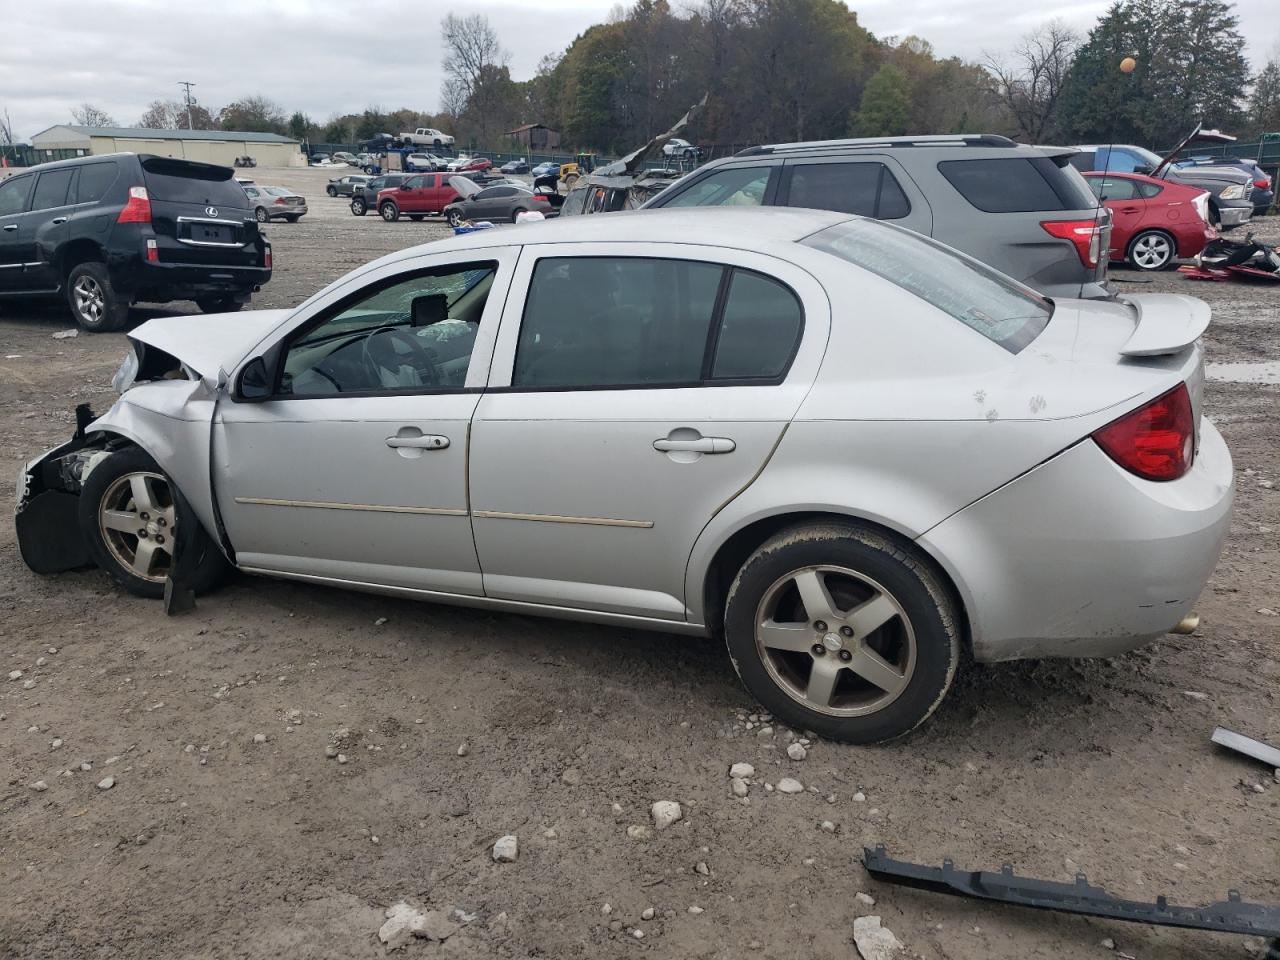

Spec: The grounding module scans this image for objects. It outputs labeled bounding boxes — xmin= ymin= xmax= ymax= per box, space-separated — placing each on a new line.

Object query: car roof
xmin=388 ymin=207 xmax=852 ymax=262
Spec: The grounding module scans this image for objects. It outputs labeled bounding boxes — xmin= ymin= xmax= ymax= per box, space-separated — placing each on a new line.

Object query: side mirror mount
xmin=1133 ymin=163 xmax=1153 ymax=175
xmin=234 ymin=356 xmax=273 ymax=402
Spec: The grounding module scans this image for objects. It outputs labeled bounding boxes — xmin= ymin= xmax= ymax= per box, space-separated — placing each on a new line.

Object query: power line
xmin=178 ymin=81 xmax=196 ymax=129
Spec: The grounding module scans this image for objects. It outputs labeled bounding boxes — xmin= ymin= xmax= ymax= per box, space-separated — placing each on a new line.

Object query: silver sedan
xmin=15 ymin=208 xmax=1233 ymax=742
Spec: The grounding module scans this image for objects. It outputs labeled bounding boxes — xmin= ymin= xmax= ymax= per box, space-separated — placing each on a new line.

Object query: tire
xmin=1126 ymin=230 xmax=1175 ymax=271
xmin=723 ymin=522 xmax=960 ymax=744
xmin=78 ymin=447 xmax=227 ymax=600
xmin=255 ymin=207 xmax=269 ymax=223
xmin=446 ymin=209 xmax=463 ymax=227
xmin=196 ymin=298 xmax=245 ymax=314
xmin=380 ymin=202 xmax=400 ymax=222
xmin=284 ymin=214 xmax=301 ymax=223
xmin=326 ymin=186 xmax=337 ymax=197
xmin=409 ymin=214 xmax=425 ymax=222
xmin=65 ymin=261 xmax=129 ymax=332
xmin=351 ymin=197 xmax=367 ymax=216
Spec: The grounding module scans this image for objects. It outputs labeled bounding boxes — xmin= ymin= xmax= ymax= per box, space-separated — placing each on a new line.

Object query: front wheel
xmin=1127 ymin=230 xmax=1174 ymax=271
xmin=351 ymin=197 xmax=367 ymax=216
xmin=446 ymin=209 xmax=463 ymax=227
xmin=380 ymin=202 xmax=400 ymax=222
xmin=723 ymin=522 xmax=960 ymax=744
xmin=326 ymin=186 xmax=337 ymax=197
xmin=78 ymin=447 xmax=227 ymax=599
xmin=66 ymin=261 xmax=129 ymax=332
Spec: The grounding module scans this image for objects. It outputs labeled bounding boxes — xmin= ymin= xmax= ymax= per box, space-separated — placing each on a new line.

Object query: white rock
xmin=324 ymin=744 xmax=338 ymax=758
xmin=410 ymin=909 xmax=460 ymax=941
xmin=601 ymin=903 xmax=612 ymax=915
xmin=688 ymin=905 xmax=704 ymax=915
xmin=8 ymin=670 xmax=24 ymax=681
xmin=52 ymin=329 xmax=79 ymax=340
xmin=1251 ymin=782 xmax=1266 ymax=794
xmin=787 ymin=742 xmax=807 ymax=761
xmin=729 ymin=762 xmax=755 ymax=779
xmin=757 ymin=726 xmax=773 ymax=736
xmin=97 ymin=776 xmax=115 ymax=790
xmin=35 ymin=657 xmax=47 ymax=667
xmin=694 ymin=861 xmax=711 ymax=876
xmin=1100 ymin=938 xmax=1116 ymax=950
xmin=543 ymin=828 xmax=557 ymax=838
xmin=764 ymin=783 xmax=774 ymax=792
xmin=853 ymin=915 xmax=905 ymax=960
xmin=457 ymin=743 xmax=470 ymax=757
xmin=379 ymin=902 xmax=421 ymax=949
xmin=30 ymin=780 xmax=48 ymax=792
xmin=79 ymin=762 xmax=92 ymax=772
xmin=853 ymin=791 xmax=867 ymax=802
xmin=633 ymin=929 xmax=644 ymax=939
xmin=1182 ymin=691 xmax=1209 ymax=701
xmin=337 ymin=754 xmax=350 ymax=764
xmin=731 ymin=777 xmax=749 ymax=797
xmin=777 ymin=778 xmax=804 ymax=794
xmin=641 ymin=907 xmax=655 ymax=920
xmin=611 ymin=802 xmax=623 ymax=814
xmin=374 ymin=617 xmax=388 ymax=625
xmin=50 ymin=738 xmax=63 ymax=750
xmin=22 ymin=679 xmax=36 ymax=690
xmin=492 ymin=834 xmax=518 ymax=862
xmin=820 ymin=820 xmax=836 ymax=833
xmin=252 ymin=733 xmax=267 ymax=744
xmin=627 ymin=825 xmax=652 ymax=840
xmin=650 ymin=800 xmax=683 ymax=829
xmin=855 ymin=892 xmax=876 ymax=907
xmin=48 ymin=647 xmax=57 ymax=654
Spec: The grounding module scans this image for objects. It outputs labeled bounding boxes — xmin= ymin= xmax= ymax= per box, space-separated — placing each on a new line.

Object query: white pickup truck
xmin=399 ymin=127 xmax=456 ymax=148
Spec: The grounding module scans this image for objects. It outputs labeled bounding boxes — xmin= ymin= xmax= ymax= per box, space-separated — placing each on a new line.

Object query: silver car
xmin=15 ymin=208 xmax=1232 ymax=742
xmin=243 ymin=185 xmax=308 ymax=222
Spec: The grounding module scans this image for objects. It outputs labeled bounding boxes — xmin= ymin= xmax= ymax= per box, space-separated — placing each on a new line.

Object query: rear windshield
xmin=939 ymin=156 xmax=1097 ymax=213
xmin=802 ymin=219 xmax=1051 ymax=353
xmin=141 ymin=157 xmax=248 ymax=207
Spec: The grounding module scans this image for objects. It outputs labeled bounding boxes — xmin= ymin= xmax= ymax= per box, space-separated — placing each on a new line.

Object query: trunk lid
xmin=140 ymin=155 xmax=264 ymax=267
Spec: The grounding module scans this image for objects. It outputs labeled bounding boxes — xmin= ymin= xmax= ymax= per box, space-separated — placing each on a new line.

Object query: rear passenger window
xmin=712 ymin=271 xmax=804 ymax=380
xmin=514 ymin=258 xmax=723 ymax=388
xmin=74 ymin=162 xmax=118 ymax=204
xmin=1089 ymin=177 xmax=1140 ymax=201
xmin=785 ymin=162 xmax=911 ymax=220
xmin=31 ymin=169 xmax=74 ymax=211
xmin=940 ymin=158 xmax=1073 ymax=213
xmin=662 ymin=167 xmax=771 ymax=207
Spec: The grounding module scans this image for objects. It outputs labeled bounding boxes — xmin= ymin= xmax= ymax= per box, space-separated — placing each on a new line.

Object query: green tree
xmin=217 ymin=95 xmax=288 ymax=135
xmin=854 ymin=64 xmax=911 ymax=136
xmin=1246 ymin=60 xmax=1280 ymax=137
xmin=287 ymin=111 xmax=310 ymax=141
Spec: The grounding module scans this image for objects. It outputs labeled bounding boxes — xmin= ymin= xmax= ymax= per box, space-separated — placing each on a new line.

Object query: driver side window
xmin=280 ymin=262 xmax=497 ymax=397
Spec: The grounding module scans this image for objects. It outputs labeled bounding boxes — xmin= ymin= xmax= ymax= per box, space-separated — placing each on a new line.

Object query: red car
xmin=458 ymin=157 xmax=493 ymax=172
xmin=1081 ymin=171 xmax=1215 ymax=271
xmin=374 ymin=173 xmax=463 ymax=221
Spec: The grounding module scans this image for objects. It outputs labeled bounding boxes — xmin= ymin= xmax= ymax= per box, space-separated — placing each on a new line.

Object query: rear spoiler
xmin=1117 ymin=294 xmax=1211 ymax=357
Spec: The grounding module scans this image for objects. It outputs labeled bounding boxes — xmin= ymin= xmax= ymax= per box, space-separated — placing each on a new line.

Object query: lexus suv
xmin=0 ymin=153 xmax=271 ymax=331
xmin=643 ymin=134 xmax=1111 ymax=299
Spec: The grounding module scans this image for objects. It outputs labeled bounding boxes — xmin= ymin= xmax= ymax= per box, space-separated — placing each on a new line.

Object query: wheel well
xmin=58 ymin=239 xmax=107 ymax=279
xmin=701 ymin=511 xmax=971 ymax=650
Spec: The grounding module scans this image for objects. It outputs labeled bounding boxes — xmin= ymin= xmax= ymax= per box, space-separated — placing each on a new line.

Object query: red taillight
xmin=116 ymin=186 xmax=151 ymax=224
xmin=274 ymin=197 xmax=286 ymax=205
xmin=1253 ymin=178 xmax=1270 ymax=189
xmin=1092 ymin=383 xmax=1194 ymax=482
xmin=145 ymin=238 xmax=158 ymax=263
xmin=263 ymin=245 xmax=272 ymax=270
xmin=1041 ymin=218 xmax=1103 ymax=268
xmin=533 ymin=194 xmax=549 ymax=202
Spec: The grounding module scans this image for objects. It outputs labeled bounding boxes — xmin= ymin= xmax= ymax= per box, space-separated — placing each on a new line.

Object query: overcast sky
xmin=3 ymin=0 xmax=1277 ymax=140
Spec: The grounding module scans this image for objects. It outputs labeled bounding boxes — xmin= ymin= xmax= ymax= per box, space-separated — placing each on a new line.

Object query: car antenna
xmin=1084 ymin=53 xmax=1138 ymax=301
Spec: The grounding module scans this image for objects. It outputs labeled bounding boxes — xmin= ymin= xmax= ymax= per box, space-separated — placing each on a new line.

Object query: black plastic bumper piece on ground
xmin=862 ymin=846 xmax=1280 ymax=939
xmin=162 ymin=485 xmax=199 ymax=616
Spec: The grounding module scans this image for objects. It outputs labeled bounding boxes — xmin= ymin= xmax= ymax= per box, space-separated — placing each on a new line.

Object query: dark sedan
xmin=350 ymin=174 xmax=410 ymax=216
xmin=500 ymin=158 xmax=530 ymax=174
xmin=326 ymin=174 xmax=372 ymax=198
xmin=442 ymin=180 xmax=555 ymax=226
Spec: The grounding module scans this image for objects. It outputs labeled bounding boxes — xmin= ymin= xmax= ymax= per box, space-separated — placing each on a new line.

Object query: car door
xmin=0 ymin=173 xmax=34 ymax=292
xmin=21 ymin=167 xmax=76 ymax=289
xmin=214 ymin=247 xmax=519 ymax=594
xmin=777 ymin=156 xmax=933 ymax=236
xmin=397 ymin=175 xmax=426 ymax=212
xmin=1088 ymin=176 xmax=1145 ymax=258
xmin=468 ymin=242 xmax=830 ymax=621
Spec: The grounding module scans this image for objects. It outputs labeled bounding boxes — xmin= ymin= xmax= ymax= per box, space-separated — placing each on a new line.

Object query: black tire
xmin=351 ymin=197 xmax=367 ymax=216
xmin=78 ymin=447 xmax=227 ymax=600
xmin=326 ymin=186 xmax=337 ymax=197
xmin=284 ymin=214 xmax=301 ymax=223
xmin=255 ymin=207 xmax=269 ymax=223
xmin=65 ymin=260 xmax=129 ymax=332
xmin=446 ymin=208 xmax=463 ymax=227
xmin=380 ymin=201 xmax=400 ymax=222
xmin=723 ymin=522 xmax=960 ymax=744
xmin=409 ymin=214 xmax=426 ymax=221
xmin=1126 ymin=229 xmax=1175 ymax=271
xmin=196 ymin=298 xmax=245 ymax=314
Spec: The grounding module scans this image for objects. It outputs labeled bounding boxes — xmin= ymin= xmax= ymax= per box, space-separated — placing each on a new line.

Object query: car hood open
xmin=449 ymin=176 xmax=481 ymax=198
xmin=127 ymin=309 xmax=293 ymax=382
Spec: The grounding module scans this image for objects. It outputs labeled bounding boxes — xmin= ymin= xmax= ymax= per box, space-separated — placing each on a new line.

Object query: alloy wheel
xmin=753 ymin=565 xmax=916 ymax=717
xmin=97 ymin=471 xmax=175 ymax=584
xmin=72 ymin=275 xmax=105 ymax=325
xmin=1131 ymin=233 xmax=1172 ymax=270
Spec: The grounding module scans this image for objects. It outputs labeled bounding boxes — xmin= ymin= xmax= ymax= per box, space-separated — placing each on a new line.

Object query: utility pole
xmin=178 ymin=81 xmax=196 ymax=129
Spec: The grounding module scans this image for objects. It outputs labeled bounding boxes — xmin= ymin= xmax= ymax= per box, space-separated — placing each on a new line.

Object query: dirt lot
xmin=1 ymin=166 xmax=1277 ymax=960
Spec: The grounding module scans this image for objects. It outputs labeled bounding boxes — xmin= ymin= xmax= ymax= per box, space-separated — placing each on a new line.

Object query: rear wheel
xmin=1127 ymin=230 xmax=1174 ymax=271
xmin=350 ymin=197 xmax=367 ymax=216
xmin=196 ymin=297 xmax=245 ymax=314
xmin=66 ymin=261 xmax=129 ymax=332
xmin=255 ymin=207 xmax=269 ymax=223
xmin=283 ymin=214 xmax=301 ymax=222
xmin=380 ymin=202 xmax=400 ymax=222
xmin=78 ymin=447 xmax=227 ymax=599
xmin=723 ymin=522 xmax=960 ymax=744
xmin=326 ymin=185 xmax=337 ymax=197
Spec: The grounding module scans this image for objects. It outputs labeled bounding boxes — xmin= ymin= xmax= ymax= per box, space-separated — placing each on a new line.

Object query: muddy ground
xmin=1 ymin=166 xmax=1277 ymax=960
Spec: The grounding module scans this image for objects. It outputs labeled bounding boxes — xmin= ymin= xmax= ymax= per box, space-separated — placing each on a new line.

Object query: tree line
xmin=65 ymin=0 xmax=1280 ymax=156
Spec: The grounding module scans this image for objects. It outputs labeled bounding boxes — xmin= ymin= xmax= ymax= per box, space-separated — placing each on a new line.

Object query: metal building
xmin=28 ymin=125 xmax=304 ymax=168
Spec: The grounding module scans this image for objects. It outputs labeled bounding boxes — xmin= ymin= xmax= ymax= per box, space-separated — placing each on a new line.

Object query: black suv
xmin=350 ymin=174 xmax=409 ymax=216
xmin=0 ymin=153 xmax=272 ymax=331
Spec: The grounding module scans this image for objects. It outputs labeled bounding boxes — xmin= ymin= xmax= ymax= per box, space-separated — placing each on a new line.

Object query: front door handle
xmin=386 ymin=434 xmax=449 ymax=450
xmin=1 ymin=224 xmax=15 ymax=232
xmin=50 ymin=217 xmax=68 ymax=225
xmin=653 ymin=437 xmax=736 ymax=454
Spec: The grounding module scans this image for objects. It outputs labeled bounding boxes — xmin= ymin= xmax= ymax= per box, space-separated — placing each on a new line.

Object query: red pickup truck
xmin=375 ymin=173 xmax=464 ymax=221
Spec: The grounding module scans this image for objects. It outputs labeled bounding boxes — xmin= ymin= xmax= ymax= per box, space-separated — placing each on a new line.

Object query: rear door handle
xmin=1 ymin=224 xmax=15 ymax=232
xmin=1119 ymin=206 xmax=1141 ymax=213
xmin=50 ymin=217 xmax=68 ymax=225
xmin=653 ymin=437 xmax=736 ymax=454
xmin=386 ymin=434 xmax=449 ymax=450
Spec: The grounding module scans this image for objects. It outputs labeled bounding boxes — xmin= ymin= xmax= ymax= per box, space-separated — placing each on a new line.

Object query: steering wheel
xmin=361 ymin=326 xmax=441 ymax=387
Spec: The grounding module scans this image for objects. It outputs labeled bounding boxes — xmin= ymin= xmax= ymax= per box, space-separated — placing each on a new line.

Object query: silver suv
xmin=644 ymin=134 xmax=1110 ymax=299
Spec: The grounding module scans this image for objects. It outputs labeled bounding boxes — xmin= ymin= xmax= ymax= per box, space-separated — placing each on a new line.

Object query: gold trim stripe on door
xmin=234 ymin=497 xmax=468 ymax=517
xmin=472 ymin=510 xmax=653 ymax=528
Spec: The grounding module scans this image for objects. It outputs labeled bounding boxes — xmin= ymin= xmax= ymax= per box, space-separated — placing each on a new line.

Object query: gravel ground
xmin=1 ymin=166 xmax=1277 ymax=960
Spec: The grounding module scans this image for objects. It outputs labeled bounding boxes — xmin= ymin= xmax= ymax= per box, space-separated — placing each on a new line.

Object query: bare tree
xmin=985 ymin=22 xmax=1078 ymax=142
xmin=441 ymin=13 xmax=508 ymax=143
xmin=70 ymin=103 xmax=116 ymax=127
xmin=139 ymin=99 xmax=180 ymax=129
